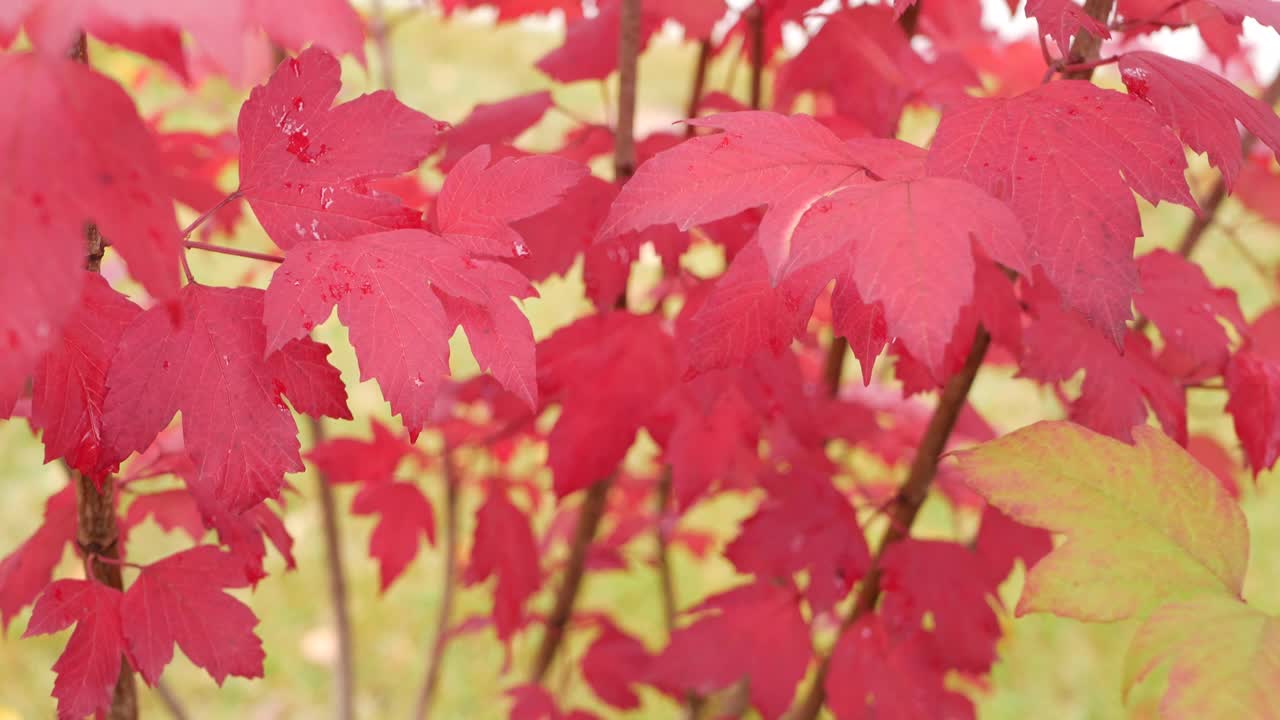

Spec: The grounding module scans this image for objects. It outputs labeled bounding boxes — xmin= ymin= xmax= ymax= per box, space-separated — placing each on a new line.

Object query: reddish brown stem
xmin=181 ymin=190 xmax=241 ymax=239
xmin=822 ymin=337 xmax=847 ymax=397
xmin=414 ymin=449 xmax=461 ymax=720
xmin=308 ymin=418 xmax=355 ymax=720
xmin=530 ymin=477 xmax=613 ymax=683
xmin=184 ymin=241 xmax=283 ymax=264
xmin=746 ymin=3 xmax=765 ymax=110
xmin=654 ymin=468 xmax=677 ymax=634
xmin=613 ymin=0 xmax=641 ymax=182
xmin=685 ymin=40 xmax=711 ymax=136
xmin=69 ymin=34 xmax=138 ymax=720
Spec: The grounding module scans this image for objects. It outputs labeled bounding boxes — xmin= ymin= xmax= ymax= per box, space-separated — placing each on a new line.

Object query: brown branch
xmin=413 ymin=448 xmax=461 ymax=720
xmin=746 ymin=3 xmax=765 ymax=110
xmin=153 ymin=678 xmax=191 ymax=720
xmin=529 ymin=477 xmax=613 ymax=683
xmin=822 ymin=337 xmax=847 ymax=397
xmin=308 ymin=418 xmax=355 ymax=720
xmin=787 ymin=3 xmax=1116 ymax=718
xmin=69 ymin=34 xmax=138 ymax=720
xmin=685 ymin=40 xmax=712 ymax=137
xmin=654 ymin=468 xmax=677 ymax=634
xmin=184 ymin=241 xmax=283 ymax=264
xmin=613 ymin=0 xmax=641 ymax=182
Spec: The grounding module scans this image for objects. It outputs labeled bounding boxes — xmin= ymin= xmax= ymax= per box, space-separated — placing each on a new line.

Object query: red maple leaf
xmin=880 ymin=539 xmax=1003 ymax=673
xmin=1024 ymin=0 xmax=1111 ymax=54
xmin=1020 ymin=277 xmax=1185 ymax=444
xmin=0 ymin=54 xmax=182 ymax=402
xmin=927 ymin=80 xmax=1197 ymax=345
xmin=775 ymin=6 xmax=977 ymax=137
xmin=825 ymin=616 xmax=973 ymax=720
xmin=24 ymin=579 xmax=126 ymax=720
xmin=0 ymin=485 xmax=75 ymax=630
xmin=263 ymin=228 xmax=538 ymax=435
xmin=581 ymin=619 xmax=652 ymax=709
xmin=121 ymin=546 xmax=264 ymax=686
xmin=726 ymin=470 xmax=870 ymax=614
xmin=237 ymin=48 xmax=447 ymax=252
xmin=464 ymin=483 xmax=542 ymax=642
xmin=648 ymin=580 xmax=811 ymax=720
xmin=538 ymin=312 xmax=678 ymax=496
xmin=439 ymin=91 xmax=555 ymax=170
xmin=307 ymin=419 xmax=416 ymax=485
xmin=102 ymin=285 xmax=350 ymax=515
xmin=1119 ymin=50 xmax=1280 ymax=188
xmin=30 ymin=274 xmax=140 ymax=482
xmin=429 ymin=145 xmax=588 ymax=258
xmin=1135 ymin=249 xmax=1246 ymax=376
xmin=2 ymin=0 xmax=364 ymax=84
xmin=352 ymin=481 xmax=436 ymax=591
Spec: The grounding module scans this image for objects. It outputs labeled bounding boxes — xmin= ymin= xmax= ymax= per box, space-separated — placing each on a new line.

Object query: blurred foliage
xmin=3 ymin=6 xmax=1280 ymax=720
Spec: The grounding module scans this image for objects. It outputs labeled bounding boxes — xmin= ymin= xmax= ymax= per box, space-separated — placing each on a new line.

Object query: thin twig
xmin=308 ymin=418 xmax=355 ymax=720
xmin=181 ymin=190 xmax=242 ymax=239
xmin=184 ymin=241 xmax=284 ymax=264
xmin=153 ymin=679 xmax=191 ymax=720
xmin=529 ymin=477 xmax=614 ymax=683
xmin=413 ymin=449 xmax=461 ymax=720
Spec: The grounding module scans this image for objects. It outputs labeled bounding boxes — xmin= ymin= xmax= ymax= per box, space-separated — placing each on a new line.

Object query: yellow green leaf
xmin=1124 ymin=596 xmax=1280 ymax=720
xmin=951 ymin=421 xmax=1248 ymax=621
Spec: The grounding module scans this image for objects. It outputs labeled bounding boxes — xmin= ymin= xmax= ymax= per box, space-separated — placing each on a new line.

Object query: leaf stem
xmin=184 ymin=240 xmax=284 ymax=264
xmin=308 ymin=418 xmax=355 ymax=720
xmin=153 ymin=678 xmax=192 ymax=720
xmin=413 ymin=448 xmax=461 ymax=720
xmin=180 ymin=190 xmax=242 ymax=239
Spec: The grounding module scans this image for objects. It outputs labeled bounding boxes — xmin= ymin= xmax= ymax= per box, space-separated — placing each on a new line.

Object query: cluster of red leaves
xmin=3 ymin=0 xmax=1280 ymax=718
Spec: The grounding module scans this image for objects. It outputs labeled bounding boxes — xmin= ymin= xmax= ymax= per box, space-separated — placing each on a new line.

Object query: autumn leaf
xmin=1123 ymin=595 xmax=1280 ymax=720
xmin=238 ymin=48 xmax=447 ymax=251
xmin=952 ymin=421 xmax=1248 ymax=621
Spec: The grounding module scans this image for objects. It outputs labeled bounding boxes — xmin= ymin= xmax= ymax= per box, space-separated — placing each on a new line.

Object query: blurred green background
xmin=3 ymin=8 xmax=1280 ymax=720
